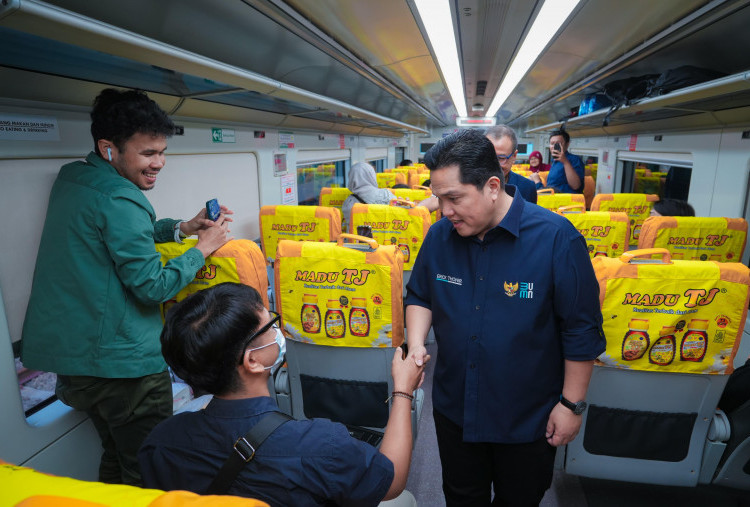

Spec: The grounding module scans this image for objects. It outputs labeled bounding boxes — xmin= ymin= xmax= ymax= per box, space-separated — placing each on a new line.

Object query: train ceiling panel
xmin=1 ymin=0 xmax=750 ymax=137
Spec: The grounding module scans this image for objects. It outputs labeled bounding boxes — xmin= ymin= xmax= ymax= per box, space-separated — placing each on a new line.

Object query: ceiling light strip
xmin=487 ymin=0 xmax=581 ymax=118
xmin=414 ymin=0 xmax=468 ymax=117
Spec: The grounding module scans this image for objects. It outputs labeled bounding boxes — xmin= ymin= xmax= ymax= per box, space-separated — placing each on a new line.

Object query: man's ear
xmin=486 ymin=175 xmax=502 ymax=198
xmin=239 ymin=349 xmax=267 ymax=374
xmin=96 ymin=139 xmax=114 ymax=158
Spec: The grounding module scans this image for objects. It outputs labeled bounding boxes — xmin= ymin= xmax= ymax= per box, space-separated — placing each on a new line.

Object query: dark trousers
xmin=434 ymin=409 xmax=556 ymax=507
xmin=56 ymin=371 xmax=172 ymax=486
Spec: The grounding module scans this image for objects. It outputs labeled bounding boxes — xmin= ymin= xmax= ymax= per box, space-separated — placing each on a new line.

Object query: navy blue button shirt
xmin=139 ymin=396 xmax=393 ymax=507
xmin=507 ymin=173 xmax=538 ymax=203
xmin=541 ymin=151 xmax=585 ymax=193
xmin=405 ymin=187 xmax=604 ymax=443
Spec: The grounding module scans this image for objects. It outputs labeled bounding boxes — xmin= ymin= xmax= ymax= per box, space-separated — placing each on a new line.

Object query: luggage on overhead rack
xmin=647 ymin=65 xmax=726 ymax=97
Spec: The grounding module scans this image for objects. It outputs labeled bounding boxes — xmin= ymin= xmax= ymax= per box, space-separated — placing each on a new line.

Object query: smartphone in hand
xmin=356 ymin=225 xmax=373 ymax=238
xmin=206 ymin=198 xmax=221 ymax=221
xmin=553 ymin=142 xmax=562 ymax=153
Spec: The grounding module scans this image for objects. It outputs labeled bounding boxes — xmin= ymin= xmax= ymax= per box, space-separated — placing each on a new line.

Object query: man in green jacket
xmin=21 ymin=88 xmax=232 ymax=485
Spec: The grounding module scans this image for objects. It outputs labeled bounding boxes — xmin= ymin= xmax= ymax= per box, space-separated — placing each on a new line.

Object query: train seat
xmin=583 ymin=175 xmax=595 ymax=209
xmin=155 ymin=239 xmax=270 ymax=311
xmin=637 ymin=216 xmax=748 ymax=262
xmin=565 ymin=365 xmax=730 ymax=487
xmin=1 ymin=459 xmax=267 ymax=506
xmin=536 ymin=191 xmax=585 ymax=212
xmin=565 ymin=250 xmax=750 ymax=487
xmin=712 ymin=398 xmax=750 ymax=489
xmin=276 ymin=340 xmax=423 ymax=448
xmin=711 ymin=354 xmax=750 ymax=489
xmin=318 ymin=187 xmax=352 ymax=212
xmin=272 ymin=236 xmax=423 ymax=446
xmin=590 ymin=193 xmax=659 ymax=247
xmin=259 ymin=205 xmax=342 ymax=264
xmin=348 ymin=202 xmax=432 ymax=271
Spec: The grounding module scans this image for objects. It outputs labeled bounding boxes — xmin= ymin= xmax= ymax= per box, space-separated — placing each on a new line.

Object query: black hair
xmin=549 ymin=129 xmax=570 ymax=144
xmin=653 ymin=198 xmax=695 ymax=217
xmin=399 ymin=159 xmax=413 ymax=166
xmin=160 ymin=282 xmax=265 ymax=396
xmin=90 ymin=88 xmax=175 ymax=157
xmin=422 ymin=179 xmax=431 ymax=187
xmin=392 ymin=183 xmax=410 ymax=189
xmin=423 ymin=129 xmax=503 ymax=190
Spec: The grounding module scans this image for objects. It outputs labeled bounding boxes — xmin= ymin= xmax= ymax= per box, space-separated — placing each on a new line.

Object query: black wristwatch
xmin=560 ymin=395 xmax=587 ymax=415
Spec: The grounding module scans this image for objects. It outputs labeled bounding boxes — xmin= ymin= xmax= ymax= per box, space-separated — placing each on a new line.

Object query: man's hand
xmin=407 ymin=344 xmax=429 ymax=367
xmin=545 ymin=402 xmax=582 ymax=447
xmin=195 ymin=215 xmax=233 ymax=258
xmin=181 ymin=205 xmax=234 ymax=236
xmin=392 ymin=347 xmax=429 ymax=393
xmin=529 ymin=172 xmax=542 ymax=184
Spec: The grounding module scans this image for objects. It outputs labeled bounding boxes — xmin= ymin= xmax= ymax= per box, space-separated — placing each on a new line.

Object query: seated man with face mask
xmin=138 ymin=282 xmax=427 ymax=507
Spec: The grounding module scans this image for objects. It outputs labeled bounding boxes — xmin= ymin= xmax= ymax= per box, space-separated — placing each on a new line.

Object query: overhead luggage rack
xmin=525 ymin=71 xmax=750 ymax=136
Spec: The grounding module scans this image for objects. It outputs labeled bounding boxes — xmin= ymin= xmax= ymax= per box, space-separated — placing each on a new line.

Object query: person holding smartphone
xmin=529 ymin=129 xmax=585 ymax=194
xmin=21 ymin=88 xmax=233 ymax=486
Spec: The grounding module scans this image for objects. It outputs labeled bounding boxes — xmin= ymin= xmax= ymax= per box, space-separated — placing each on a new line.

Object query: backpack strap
xmin=350 ymin=192 xmax=367 ymax=204
xmin=205 ymin=411 xmax=293 ymax=495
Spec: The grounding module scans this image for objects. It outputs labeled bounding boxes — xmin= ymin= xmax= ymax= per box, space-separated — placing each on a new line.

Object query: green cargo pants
xmin=56 ymin=370 xmax=172 ymax=486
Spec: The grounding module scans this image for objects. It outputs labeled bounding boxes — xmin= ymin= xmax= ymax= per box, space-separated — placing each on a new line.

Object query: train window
xmin=395 ymin=147 xmax=406 ymax=165
xmin=296 ymin=160 xmax=349 ymax=205
xmin=368 ymin=159 xmax=386 ymax=172
xmin=420 ymin=143 xmax=435 ymax=153
xmin=619 ymin=161 xmax=691 ymax=200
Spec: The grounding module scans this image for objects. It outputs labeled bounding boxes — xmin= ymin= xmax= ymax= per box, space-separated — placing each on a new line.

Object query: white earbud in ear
xmin=107 ymin=147 xmax=112 ymax=161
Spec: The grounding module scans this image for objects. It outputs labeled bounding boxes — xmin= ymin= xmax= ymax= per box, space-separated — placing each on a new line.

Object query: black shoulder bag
xmin=205 ymin=411 xmax=293 ymax=495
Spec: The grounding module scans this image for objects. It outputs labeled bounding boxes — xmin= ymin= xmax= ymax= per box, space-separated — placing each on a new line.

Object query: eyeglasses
xmin=238 ymin=311 xmax=281 ymax=365
xmin=496 ymin=153 xmax=515 ymax=162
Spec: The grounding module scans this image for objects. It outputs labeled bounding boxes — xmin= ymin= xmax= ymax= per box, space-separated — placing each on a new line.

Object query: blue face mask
xmin=248 ymin=325 xmax=286 ymax=374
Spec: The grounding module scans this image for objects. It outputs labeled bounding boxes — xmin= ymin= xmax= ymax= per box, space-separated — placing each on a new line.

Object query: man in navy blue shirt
xmin=486 ymin=125 xmax=538 ymax=204
xmin=138 ymin=283 xmax=428 ymax=506
xmin=405 ymin=130 xmax=604 ymax=506
xmin=530 ymin=129 xmax=585 ymax=193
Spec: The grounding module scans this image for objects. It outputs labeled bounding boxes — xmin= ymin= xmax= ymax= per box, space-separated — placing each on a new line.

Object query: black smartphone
xmin=553 ymin=142 xmax=562 ymax=152
xmin=356 ymin=225 xmax=373 ymax=238
xmin=206 ymin=198 xmax=221 ymax=221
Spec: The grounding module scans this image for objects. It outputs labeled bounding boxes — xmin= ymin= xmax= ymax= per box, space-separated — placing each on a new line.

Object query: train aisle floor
xmin=406 ymin=343 xmax=750 ymax=507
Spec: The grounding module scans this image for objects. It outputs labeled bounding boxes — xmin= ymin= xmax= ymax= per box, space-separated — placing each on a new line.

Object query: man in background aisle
xmin=405 ymin=130 xmax=604 ymax=506
xmin=530 ymin=129 xmax=585 ymax=194
xmin=21 ymin=88 xmax=232 ymax=485
xmin=485 ymin=125 xmax=538 ymax=204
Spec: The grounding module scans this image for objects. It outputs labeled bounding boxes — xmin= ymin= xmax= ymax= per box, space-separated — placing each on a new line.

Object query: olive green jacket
xmin=21 ymin=152 xmax=204 ymax=377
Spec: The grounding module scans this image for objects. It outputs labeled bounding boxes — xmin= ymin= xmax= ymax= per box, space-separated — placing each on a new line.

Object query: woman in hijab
xmin=528 ymin=150 xmax=550 ymax=173
xmin=341 ymin=162 xmax=397 ymax=225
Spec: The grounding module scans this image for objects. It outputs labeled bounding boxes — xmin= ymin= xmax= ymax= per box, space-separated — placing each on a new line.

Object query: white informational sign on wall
xmin=0 ymin=114 xmax=60 ymax=141
xmin=280 ymin=173 xmax=296 ymax=205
